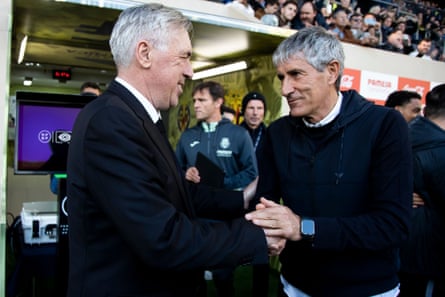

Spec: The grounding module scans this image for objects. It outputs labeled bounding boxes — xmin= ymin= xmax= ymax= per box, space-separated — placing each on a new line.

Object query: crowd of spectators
xmin=209 ymin=0 xmax=445 ymax=62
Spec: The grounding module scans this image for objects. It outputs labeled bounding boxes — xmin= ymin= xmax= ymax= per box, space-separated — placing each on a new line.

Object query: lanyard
xmin=253 ymin=125 xmax=263 ymax=151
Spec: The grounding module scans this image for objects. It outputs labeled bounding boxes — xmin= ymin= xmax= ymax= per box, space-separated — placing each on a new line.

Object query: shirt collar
xmin=303 ymin=92 xmax=343 ymax=128
xmin=115 ymin=77 xmax=161 ymax=123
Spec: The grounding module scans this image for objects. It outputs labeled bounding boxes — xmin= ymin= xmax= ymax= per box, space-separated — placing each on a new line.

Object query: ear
xmin=136 ymin=40 xmax=153 ymax=69
xmin=215 ymin=98 xmax=224 ymax=108
xmin=326 ymin=60 xmax=340 ymax=86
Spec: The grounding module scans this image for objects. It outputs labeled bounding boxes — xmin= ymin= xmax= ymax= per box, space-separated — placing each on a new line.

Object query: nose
xmin=281 ymin=76 xmax=293 ymax=97
xmin=184 ymin=60 xmax=194 ymax=79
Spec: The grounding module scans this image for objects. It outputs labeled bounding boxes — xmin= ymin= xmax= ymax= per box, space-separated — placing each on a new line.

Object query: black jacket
xmin=256 ymin=90 xmax=412 ymax=296
xmin=66 ymin=80 xmax=268 ymax=297
xmin=400 ymin=116 xmax=445 ymax=278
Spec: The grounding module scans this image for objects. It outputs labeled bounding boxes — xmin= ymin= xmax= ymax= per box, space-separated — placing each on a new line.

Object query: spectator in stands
xmin=292 ymin=0 xmax=328 ymax=30
xmin=409 ymin=37 xmax=432 ymax=59
xmin=249 ymin=0 xmax=266 ymax=19
xmin=380 ymin=29 xmax=406 ymax=53
xmin=423 ymin=19 xmax=442 ymax=43
xmin=385 ymin=90 xmax=423 ymax=123
xmin=277 ymin=0 xmax=298 ymax=28
xmin=395 ymin=17 xmax=413 ymax=53
xmin=360 ymin=13 xmax=381 ymax=47
xmin=380 ymin=14 xmax=394 ymax=44
xmin=328 ymin=7 xmax=360 ymax=45
xmin=362 ymin=13 xmax=382 ymax=46
xmin=349 ymin=12 xmax=364 ymax=39
xmin=260 ymin=0 xmax=280 ymax=26
xmin=368 ymin=5 xmax=382 ymax=17
xmin=226 ymin=0 xmax=255 ymax=17
xmin=331 ymin=0 xmax=354 ymax=16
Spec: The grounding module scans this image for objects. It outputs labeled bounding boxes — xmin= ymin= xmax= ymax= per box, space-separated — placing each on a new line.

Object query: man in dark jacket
xmin=66 ymin=4 xmax=279 ymax=297
xmin=399 ymin=84 xmax=445 ymax=297
xmin=246 ymin=26 xmax=412 ymax=297
xmin=239 ymin=91 xmax=267 ymax=156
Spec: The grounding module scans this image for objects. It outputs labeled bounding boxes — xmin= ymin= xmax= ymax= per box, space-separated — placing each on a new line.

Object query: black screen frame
xmin=14 ymin=91 xmax=95 ymax=175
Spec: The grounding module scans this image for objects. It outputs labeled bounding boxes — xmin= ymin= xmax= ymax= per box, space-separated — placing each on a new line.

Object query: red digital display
xmin=52 ymin=69 xmax=72 ymax=80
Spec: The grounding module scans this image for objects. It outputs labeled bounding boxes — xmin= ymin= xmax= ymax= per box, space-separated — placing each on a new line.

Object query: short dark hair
xmin=332 ymin=7 xmax=348 ymax=18
xmin=221 ymin=105 xmax=236 ymax=115
xmin=385 ymin=90 xmax=421 ymax=108
xmin=80 ymin=81 xmax=101 ymax=94
xmin=192 ymin=81 xmax=225 ymax=102
xmin=282 ymin=0 xmax=298 ymax=8
xmin=424 ymin=84 xmax=445 ymax=119
xmin=265 ymin=0 xmax=279 ymax=6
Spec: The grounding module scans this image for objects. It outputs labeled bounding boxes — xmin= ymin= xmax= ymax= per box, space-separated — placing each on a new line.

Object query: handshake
xmin=245 ymin=198 xmax=304 ymax=256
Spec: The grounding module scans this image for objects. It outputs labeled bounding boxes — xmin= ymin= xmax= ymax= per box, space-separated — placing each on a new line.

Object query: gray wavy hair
xmin=272 ymin=26 xmax=345 ymax=90
xmin=109 ymin=3 xmax=193 ymax=68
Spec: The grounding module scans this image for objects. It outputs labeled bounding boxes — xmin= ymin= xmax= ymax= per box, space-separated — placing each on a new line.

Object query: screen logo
xmin=38 ymin=130 xmax=72 ymax=144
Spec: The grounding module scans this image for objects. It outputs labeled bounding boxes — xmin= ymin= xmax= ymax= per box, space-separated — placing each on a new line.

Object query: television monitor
xmin=14 ymin=91 xmax=95 ymax=175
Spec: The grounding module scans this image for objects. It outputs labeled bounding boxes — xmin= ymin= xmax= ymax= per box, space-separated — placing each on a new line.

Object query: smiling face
xmin=276 ymin=56 xmax=339 ymax=122
xmin=144 ymin=28 xmax=193 ymax=110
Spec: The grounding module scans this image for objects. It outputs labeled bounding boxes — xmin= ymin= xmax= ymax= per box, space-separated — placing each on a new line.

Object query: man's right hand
xmin=185 ymin=167 xmax=200 ymax=183
xmin=265 ymin=235 xmax=286 ymax=256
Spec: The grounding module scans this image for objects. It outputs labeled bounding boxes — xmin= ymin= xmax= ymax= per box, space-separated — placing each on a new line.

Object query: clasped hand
xmin=245 ymin=198 xmax=301 ymax=256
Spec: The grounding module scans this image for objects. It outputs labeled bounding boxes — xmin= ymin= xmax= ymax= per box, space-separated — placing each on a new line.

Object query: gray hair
xmin=109 ymin=3 xmax=193 ymax=68
xmin=272 ymin=27 xmax=345 ymax=90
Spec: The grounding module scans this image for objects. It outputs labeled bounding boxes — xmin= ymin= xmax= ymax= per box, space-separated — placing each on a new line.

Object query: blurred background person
xmin=221 ymin=105 xmax=236 ymax=122
xmin=79 ymin=81 xmax=101 ymax=96
xmin=260 ymin=0 xmax=280 ymax=26
xmin=292 ymin=0 xmax=328 ymax=30
xmin=409 ymin=37 xmax=433 ymax=59
xmin=277 ymin=0 xmax=298 ymax=28
xmin=226 ymin=0 xmax=255 ymax=17
xmin=176 ymin=81 xmax=258 ymax=297
xmin=328 ymin=7 xmax=361 ymax=45
xmin=399 ymin=84 xmax=445 ymax=297
xmin=385 ymin=90 xmax=423 ymax=123
xmin=239 ymin=90 xmax=269 ymax=297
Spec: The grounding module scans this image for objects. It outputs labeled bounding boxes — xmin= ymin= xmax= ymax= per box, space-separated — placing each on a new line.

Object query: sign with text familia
xmin=340 ymin=68 xmax=443 ymax=105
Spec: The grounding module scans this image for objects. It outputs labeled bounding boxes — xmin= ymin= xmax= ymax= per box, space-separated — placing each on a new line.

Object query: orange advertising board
xmin=397 ymin=77 xmax=430 ymax=103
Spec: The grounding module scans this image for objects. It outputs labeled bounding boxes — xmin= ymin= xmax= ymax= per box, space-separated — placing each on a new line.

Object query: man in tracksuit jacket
xmin=176 ymin=81 xmax=258 ymax=297
xmin=176 ymin=81 xmax=258 ymax=191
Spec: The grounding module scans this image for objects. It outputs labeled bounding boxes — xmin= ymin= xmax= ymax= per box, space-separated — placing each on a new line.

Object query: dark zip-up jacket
xmin=176 ymin=118 xmax=258 ymax=190
xmin=256 ymin=90 xmax=412 ymax=297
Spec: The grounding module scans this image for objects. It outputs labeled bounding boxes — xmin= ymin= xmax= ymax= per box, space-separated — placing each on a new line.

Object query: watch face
xmin=301 ymin=219 xmax=315 ymax=237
